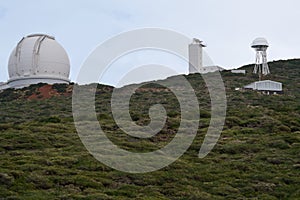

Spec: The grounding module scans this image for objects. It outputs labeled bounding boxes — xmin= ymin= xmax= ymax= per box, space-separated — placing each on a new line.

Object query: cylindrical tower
xmin=188 ymin=38 xmax=206 ymax=74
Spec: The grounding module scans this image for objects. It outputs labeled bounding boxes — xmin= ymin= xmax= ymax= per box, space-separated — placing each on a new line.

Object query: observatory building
xmin=1 ymin=34 xmax=70 ymax=89
xmin=188 ymin=38 xmax=223 ymax=74
xmin=251 ymin=37 xmax=270 ymax=80
xmin=244 ymin=80 xmax=282 ymax=94
xmin=243 ymin=37 xmax=283 ymax=94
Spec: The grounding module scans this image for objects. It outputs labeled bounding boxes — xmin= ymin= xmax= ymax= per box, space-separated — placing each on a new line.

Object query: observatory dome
xmin=251 ymin=37 xmax=269 ymax=48
xmin=7 ymin=34 xmax=70 ymax=88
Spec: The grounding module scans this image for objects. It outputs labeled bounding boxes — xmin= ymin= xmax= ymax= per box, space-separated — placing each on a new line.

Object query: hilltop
xmin=0 ymin=59 xmax=299 ymax=199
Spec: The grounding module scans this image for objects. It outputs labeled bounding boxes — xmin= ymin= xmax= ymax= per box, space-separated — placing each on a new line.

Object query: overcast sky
xmin=1 ymin=0 xmax=300 ymax=84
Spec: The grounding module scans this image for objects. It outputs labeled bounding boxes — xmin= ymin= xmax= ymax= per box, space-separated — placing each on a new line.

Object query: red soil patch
xmin=27 ymin=85 xmax=71 ymax=100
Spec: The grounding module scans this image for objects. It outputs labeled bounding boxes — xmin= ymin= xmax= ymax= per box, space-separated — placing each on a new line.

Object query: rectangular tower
xmin=189 ymin=38 xmax=205 ymax=74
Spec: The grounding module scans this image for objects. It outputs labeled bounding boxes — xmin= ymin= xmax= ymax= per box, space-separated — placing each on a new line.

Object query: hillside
xmin=0 ymin=59 xmax=300 ymax=199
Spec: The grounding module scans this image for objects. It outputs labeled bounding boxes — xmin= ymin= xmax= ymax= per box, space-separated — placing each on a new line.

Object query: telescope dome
xmin=7 ymin=34 xmax=70 ymax=88
xmin=251 ymin=37 xmax=269 ymax=48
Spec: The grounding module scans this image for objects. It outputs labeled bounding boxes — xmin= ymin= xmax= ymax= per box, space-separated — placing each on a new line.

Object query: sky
xmin=1 ymin=0 xmax=300 ymax=85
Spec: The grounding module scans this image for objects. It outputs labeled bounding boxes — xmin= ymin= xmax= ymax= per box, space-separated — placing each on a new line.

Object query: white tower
xmin=189 ymin=38 xmax=206 ymax=74
xmin=251 ymin=37 xmax=270 ymax=81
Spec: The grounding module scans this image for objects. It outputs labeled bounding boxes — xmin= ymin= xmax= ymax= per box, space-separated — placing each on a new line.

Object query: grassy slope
xmin=0 ymin=59 xmax=300 ymax=199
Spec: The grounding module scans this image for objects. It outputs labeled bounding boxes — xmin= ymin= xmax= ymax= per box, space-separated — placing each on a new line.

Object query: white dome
xmin=7 ymin=34 xmax=70 ymax=88
xmin=251 ymin=37 xmax=269 ymax=48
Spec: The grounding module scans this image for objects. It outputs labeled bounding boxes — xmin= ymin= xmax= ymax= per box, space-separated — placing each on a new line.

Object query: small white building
xmin=199 ymin=66 xmax=224 ymax=74
xmin=244 ymin=80 xmax=283 ymax=94
xmin=231 ymin=69 xmax=246 ymax=74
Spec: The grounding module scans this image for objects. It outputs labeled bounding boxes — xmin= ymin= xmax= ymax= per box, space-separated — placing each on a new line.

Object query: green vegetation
xmin=0 ymin=59 xmax=299 ymax=199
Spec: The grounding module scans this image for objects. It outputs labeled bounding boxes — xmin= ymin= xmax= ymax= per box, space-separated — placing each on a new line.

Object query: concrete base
xmin=7 ymin=76 xmax=69 ymax=89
